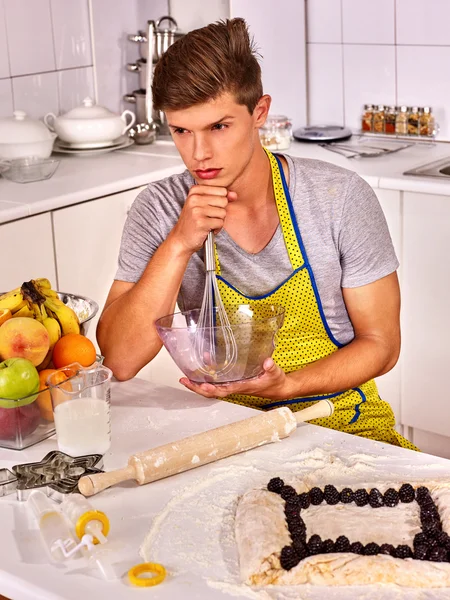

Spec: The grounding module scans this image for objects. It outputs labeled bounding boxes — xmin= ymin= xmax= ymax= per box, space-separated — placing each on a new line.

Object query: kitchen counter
xmin=1 ymin=136 xmax=450 ymax=225
xmin=1 ymin=378 xmax=450 ymax=600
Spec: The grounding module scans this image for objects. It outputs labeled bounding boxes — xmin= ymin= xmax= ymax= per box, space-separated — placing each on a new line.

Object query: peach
xmin=0 ymin=317 xmax=50 ymax=366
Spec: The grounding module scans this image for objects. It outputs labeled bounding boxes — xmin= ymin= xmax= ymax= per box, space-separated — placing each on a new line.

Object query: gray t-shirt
xmin=115 ymin=155 xmax=399 ymax=345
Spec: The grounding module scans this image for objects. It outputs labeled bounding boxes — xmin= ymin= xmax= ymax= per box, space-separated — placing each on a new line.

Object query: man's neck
xmin=228 ymin=144 xmax=273 ymax=210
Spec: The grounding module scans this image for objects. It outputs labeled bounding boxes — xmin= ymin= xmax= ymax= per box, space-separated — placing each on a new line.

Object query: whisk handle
xmin=205 ymin=231 xmax=215 ymax=272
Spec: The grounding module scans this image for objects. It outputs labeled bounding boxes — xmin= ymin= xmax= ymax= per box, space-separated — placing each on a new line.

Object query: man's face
xmin=165 ymin=92 xmax=270 ymax=188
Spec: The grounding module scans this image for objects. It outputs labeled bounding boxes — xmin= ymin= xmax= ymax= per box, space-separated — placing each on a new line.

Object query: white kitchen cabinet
xmin=373 ymin=189 xmax=402 ymax=426
xmin=52 ymin=187 xmax=184 ymax=389
xmin=0 ymin=213 xmax=57 ymax=291
xmin=401 ymin=191 xmax=450 ymax=440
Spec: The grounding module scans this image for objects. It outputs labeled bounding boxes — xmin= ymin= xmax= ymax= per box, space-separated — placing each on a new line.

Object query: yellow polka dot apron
xmin=214 ymin=150 xmax=417 ymax=450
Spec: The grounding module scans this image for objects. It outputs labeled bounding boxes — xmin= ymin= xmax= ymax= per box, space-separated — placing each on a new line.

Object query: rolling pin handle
xmin=78 ymin=465 xmax=135 ymax=497
xmin=294 ymin=399 xmax=334 ymax=424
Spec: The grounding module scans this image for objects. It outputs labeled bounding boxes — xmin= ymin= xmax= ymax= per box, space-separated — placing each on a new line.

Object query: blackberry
xmin=350 ymin=542 xmax=364 ymax=555
xmin=416 ymin=486 xmax=431 ymax=504
xmin=379 ymin=543 xmax=396 ymax=556
xmin=353 ymin=489 xmax=369 ymax=507
xmin=323 ymin=484 xmax=340 ymax=505
xmin=288 ymin=519 xmax=305 ymax=536
xmin=340 ymin=488 xmax=354 ymax=504
xmin=434 ymin=531 xmax=450 ymax=549
xmin=368 ymin=488 xmax=384 ymax=508
xmin=422 ymin=519 xmax=441 ymax=534
xmin=428 ymin=547 xmax=448 ymax=562
xmin=309 ymin=487 xmax=324 ymax=505
xmin=399 ymin=483 xmax=415 ymax=503
xmin=285 ymin=503 xmax=300 ymax=519
xmin=292 ymin=535 xmax=307 ymax=553
xmin=334 ymin=535 xmax=351 ymax=553
xmin=280 ymin=545 xmax=300 ymax=570
xmin=414 ymin=544 xmax=428 ymax=561
xmin=321 ymin=539 xmax=335 ymax=553
xmin=280 ymin=485 xmax=298 ymax=503
xmin=307 ymin=534 xmax=323 ymax=555
xmin=413 ymin=532 xmax=428 ymax=548
xmin=364 ymin=542 xmax=380 ymax=556
xmin=298 ymin=492 xmax=310 ymax=509
xmin=383 ymin=488 xmax=400 ymax=507
xmin=267 ymin=477 xmax=284 ymax=493
xmin=395 ymin=544 xmax=413 ymax=559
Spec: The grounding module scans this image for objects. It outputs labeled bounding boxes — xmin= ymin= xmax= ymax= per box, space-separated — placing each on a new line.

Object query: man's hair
xmin=152 ymin=18 xmax=263 ymax=114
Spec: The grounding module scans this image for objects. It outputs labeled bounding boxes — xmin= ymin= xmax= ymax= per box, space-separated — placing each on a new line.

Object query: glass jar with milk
xmin=48 ymin=363 xmax=112 ymax=457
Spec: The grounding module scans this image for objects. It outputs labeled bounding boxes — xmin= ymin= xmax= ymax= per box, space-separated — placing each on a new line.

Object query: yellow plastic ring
xmin=75 ymin=510 xmax=110 ymax=545
xmin=128 ymin=562 xmax=166 ymax=587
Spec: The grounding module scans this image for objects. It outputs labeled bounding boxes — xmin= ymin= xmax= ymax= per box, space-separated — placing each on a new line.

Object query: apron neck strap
xmin=213 ymin=149 xmax=304 ymax=274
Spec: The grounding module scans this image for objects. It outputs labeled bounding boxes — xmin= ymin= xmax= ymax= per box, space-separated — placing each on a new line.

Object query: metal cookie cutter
xmin=0 ymin=450 xmax=103 ymax=502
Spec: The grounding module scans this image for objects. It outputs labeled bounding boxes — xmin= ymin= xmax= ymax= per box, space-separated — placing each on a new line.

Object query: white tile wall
xmin=0 ymin=0 xmax=94 ymax=121
xmin=0 ymin=0 xmax=10 ymax=79
xmin=306 ymin=0 xmax=450 ymax=139
xmin=307 ymin=44 xmax=344 ymax=125
xmin=51 ymin=0 xmax=92 ymax=70
xmin=12 ymin=72 xmax=59 ymax=119
xmin=306 ymin=0 xmax=342 ymax=44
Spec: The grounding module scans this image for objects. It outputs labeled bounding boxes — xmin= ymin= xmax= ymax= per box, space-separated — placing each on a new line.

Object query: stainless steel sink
xmin=404 ymin=156 xmax=450 ymax=178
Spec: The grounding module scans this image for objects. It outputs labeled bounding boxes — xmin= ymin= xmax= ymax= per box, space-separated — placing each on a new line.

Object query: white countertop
xmin=1 ymin=136 xmax=450 ymax=225
xmin=1 ymin=378 xmax=450 ymax=600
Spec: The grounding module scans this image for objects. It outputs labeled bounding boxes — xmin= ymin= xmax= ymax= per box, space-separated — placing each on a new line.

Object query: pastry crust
xmin=235 ymin=480 xmax=450 ymax=587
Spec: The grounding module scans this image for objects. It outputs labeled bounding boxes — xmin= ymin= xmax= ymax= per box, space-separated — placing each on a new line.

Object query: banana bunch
xmin=0 ymin=279 xmax=80 ymax=369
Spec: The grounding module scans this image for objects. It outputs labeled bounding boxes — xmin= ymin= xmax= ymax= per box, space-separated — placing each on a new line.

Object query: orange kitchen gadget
xmin=128 ymin=562 xmax=166 ymax=587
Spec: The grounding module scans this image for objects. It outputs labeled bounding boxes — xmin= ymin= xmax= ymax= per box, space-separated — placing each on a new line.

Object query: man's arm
xmin=180 ymin=272 xmax=401 ymax=400
xmin=97 ymin=185 xmax=235 ymax=381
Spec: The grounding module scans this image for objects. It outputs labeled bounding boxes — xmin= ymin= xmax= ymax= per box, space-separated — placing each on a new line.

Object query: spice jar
xmin=361 ymin=104 xmax=374 ymax=132
xmin=373 ymin=105 xmax=385 ymax=133
xmin=395 ymin=105 xmax=408 ymax=135
xmin=419 ymin=106 xmax=435 ymax=137
xmin=385 ymin=106 xmax=396 ymax=134
xmin=259 ymin=115 xmax=292 ymax=151
xmin=408 ymin=106 xmax=419 ymax=135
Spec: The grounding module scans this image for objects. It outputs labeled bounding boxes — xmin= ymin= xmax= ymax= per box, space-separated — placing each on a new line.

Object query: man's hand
xmin=170 ymin=185 xmax=237 ymax=255
xmin=179 ymin=358 xmax=291 ymax=401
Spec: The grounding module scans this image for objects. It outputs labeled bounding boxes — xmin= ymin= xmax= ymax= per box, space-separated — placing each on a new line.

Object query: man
xmin=98 ymin=18 xmax=416 ymax=450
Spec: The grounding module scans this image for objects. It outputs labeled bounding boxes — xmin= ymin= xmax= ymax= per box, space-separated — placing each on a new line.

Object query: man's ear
xmin=253 ymin=95 xmax=272 ymax=127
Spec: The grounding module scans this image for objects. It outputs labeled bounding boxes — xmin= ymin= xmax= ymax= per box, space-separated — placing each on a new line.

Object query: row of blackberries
xmin=267 ymin=478 xmax=416 ymax=508
xmin=280 ymin=531 xmax=450 ymax=572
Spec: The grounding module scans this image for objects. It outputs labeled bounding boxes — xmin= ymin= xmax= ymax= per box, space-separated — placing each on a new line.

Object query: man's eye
xmin=212 ymin=123 xmax=228 ymax=131
xmin=173 ymin=128 xmax=187 ymax=135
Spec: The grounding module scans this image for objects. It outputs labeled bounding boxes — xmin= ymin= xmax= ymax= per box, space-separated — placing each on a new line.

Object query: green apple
xmin=0 ymin=358 xmax=40 ymax=408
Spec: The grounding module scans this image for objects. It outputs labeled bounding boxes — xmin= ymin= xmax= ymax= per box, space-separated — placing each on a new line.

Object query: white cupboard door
xmin=374 ymin=189 xmax=402 ymax=426
xmin=52 ymin=188 xmax=145 ymax=346
xmin=401 ymin=191 xmax=450 ymax=438
xmin=0 ymin=213 xmax=57 ymax=291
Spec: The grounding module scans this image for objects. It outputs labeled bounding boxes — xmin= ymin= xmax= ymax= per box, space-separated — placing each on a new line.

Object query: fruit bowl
xmin=56 ymin=292 xmax=99 ymax=335
xmin=155 ymin=304 xmax=285 ymax=384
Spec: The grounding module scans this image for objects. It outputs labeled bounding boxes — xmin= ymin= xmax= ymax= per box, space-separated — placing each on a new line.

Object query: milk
xmin=54 ymin=396 xmax=111 ymax=456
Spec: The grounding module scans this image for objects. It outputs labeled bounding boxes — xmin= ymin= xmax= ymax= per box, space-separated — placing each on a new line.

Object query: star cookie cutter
xmin=0 ymin=450 xmax=103 ymax=502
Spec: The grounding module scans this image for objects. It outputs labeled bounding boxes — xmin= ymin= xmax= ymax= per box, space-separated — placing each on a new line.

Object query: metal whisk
xmin=193 ymin=231 xmax=238 ymax=378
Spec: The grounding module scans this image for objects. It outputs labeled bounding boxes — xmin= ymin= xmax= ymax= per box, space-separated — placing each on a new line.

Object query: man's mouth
xmin=194 ymin=168 xmax=222 ymax=180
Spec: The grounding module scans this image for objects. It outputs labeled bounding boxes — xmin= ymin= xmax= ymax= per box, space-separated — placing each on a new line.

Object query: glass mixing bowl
xmin=155 ymin=304 xmax=285 ymax=384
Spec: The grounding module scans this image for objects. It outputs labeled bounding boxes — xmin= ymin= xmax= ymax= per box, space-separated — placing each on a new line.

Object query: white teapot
xmin=44 ymin=97 xmax=136 ymax=146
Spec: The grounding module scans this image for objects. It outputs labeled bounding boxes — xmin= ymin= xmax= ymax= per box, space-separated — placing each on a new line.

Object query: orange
xmin=52 ymin=333 xmax=96 ymax=369
xmin=37 ymin=369 xmax=68 ymax=421
xmin=0 ymin=309 xmax=12 ymax=326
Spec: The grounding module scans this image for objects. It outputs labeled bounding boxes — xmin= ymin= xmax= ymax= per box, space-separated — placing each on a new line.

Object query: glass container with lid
xmin=419 ymin=106 xmax=435 ymax=137
xmin=373 ymin=105 xmax=385 ymax=133
xmin=385 ymin=106 xmax=397 ymax=134
xmin=259 ymin=115 xmax=292 ymax=151
xmin=361 ymin=104 xmax=374 ymax=132
xmin=408 ymin=106 xmax=419 ymax=135
xmin=395 ymin=105 xmax=408 ymax=135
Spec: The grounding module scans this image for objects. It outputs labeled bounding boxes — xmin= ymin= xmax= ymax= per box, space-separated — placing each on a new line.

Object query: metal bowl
xmin=56 ymin=292 xmax=99 ymax=336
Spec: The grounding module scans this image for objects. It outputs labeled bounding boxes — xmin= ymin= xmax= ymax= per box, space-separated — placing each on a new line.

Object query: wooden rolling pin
xmin=78 ymin=399 xmax=334 ymax=497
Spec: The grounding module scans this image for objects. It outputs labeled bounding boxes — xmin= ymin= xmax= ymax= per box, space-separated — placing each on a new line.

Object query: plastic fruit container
xmin=156 ymin=304 xmax=285 ymax=384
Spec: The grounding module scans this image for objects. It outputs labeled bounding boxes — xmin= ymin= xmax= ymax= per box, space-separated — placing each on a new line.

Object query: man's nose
xmin=193 ymin=135 xmax=212 ymax=163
